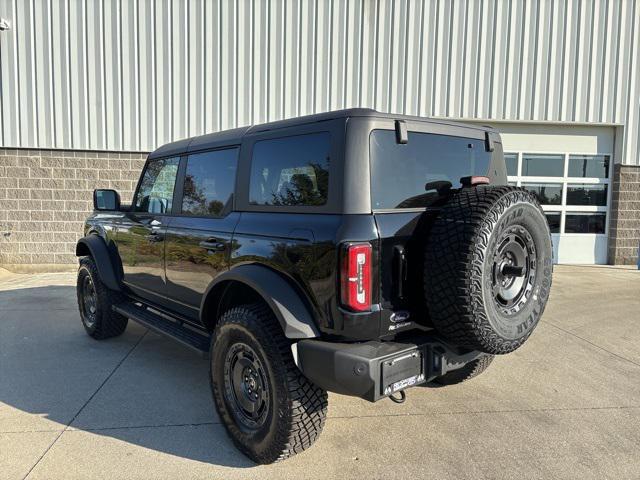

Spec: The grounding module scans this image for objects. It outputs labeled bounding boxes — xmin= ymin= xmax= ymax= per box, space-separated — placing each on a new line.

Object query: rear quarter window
xmin=249 ymin=132 xmax=331 ymax=207
xmin=370 ymin=129 xmax=492 ymax=209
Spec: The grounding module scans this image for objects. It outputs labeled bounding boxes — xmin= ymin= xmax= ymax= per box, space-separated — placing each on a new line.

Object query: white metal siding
xmin=0 ymin=0 xmax=638 ymax=165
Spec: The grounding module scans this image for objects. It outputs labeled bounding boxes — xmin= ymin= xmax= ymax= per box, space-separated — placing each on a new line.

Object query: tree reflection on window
xmin=270 ymin=163 xmax=329 ymax=206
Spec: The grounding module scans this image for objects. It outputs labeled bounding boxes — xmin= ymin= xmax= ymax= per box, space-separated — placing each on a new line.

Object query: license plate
xmin=381 ymin=350 xmax=424 ymax=396
xmin=383 ymin=372 xmax=425 ymax=396
xmin=391 ymin=374 xmax=423 ymax=393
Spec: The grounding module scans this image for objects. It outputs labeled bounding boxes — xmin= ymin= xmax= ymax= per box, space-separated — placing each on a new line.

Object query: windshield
xmin=369 ymin=129 xmax=492 ymax=209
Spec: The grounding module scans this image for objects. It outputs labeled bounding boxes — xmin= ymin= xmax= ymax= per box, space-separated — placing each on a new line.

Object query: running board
xmin=113 ymin=302 xmax=210 ymax=355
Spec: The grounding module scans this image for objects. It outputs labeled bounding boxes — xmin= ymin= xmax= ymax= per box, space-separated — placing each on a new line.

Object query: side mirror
xmin=93 ymin=189 xmax=121 ymax=211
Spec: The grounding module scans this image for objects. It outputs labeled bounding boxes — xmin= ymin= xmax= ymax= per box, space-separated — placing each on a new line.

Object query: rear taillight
xmin=340 ymin=242 xmax=372 ymax=312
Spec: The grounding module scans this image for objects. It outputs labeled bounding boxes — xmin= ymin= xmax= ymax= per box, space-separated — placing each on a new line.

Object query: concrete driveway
xmin=1 ymin=266 xmax=639 ymax=479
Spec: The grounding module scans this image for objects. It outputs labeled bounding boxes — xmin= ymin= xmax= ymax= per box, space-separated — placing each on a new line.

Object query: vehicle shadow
xmin=0 ymin=284 xmax=254 ymax=468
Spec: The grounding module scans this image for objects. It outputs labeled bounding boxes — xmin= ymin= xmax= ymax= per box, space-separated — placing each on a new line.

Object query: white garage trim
xmin=495 ymin=124 xmax=615 ymax=265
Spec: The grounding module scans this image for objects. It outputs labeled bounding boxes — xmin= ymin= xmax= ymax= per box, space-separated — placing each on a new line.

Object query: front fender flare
xmin=75 ymin=236 xmax=121 ymax=291
xmin=202 ymin=264 xmax=320 ymax=339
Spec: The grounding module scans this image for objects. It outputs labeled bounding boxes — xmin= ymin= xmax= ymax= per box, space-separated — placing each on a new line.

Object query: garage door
xmin=495 ymin=124 xmax=614 ymax=265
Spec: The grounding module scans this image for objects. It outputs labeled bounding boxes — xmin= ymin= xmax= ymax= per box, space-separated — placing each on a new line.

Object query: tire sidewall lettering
xmin=478 ymin=195 xmax=553 ymax=342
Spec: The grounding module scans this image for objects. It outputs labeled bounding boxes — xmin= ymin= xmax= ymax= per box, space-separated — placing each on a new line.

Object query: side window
xmin=134 ymin=157 xmax=180 ymax=213
xmin=181 ymin=148 xmax=238 ymax=217
xmin=249 ymin=132 xmax=331 ymax=207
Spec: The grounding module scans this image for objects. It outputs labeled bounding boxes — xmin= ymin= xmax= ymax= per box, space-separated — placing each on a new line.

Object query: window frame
xmin=505 ymin=150 xmax=612 ymax=236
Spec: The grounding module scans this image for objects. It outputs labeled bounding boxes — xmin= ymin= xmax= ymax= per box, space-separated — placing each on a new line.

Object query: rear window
xmin=249 ymin=132 xmax=331 ymax=207
xmin=370 ymin=130 xmax=492 ymax=209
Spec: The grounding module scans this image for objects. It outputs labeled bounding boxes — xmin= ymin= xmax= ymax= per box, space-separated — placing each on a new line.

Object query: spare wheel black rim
xmin=491 ymin=225 xmax=537 ymax=315
xmin=80 ymin=274 xmax=98 ymax=326
xmin=223 ymin=342 xmax=270 ymax=430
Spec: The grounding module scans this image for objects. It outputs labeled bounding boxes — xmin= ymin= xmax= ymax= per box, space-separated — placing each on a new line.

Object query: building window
xmin=568 ymin=154 xmax=610 ymax=179
xmin=504 ymin=153 xmax=518 ymax=176
xmin=544 ymin=212 xmax=561 ymax=234
xmin=505 ymin=152 xmax=610 ymax=235
xmin=566 ymin=184 xmax=608 ymax=206
xmin=522 ymin=154 xmax=564 ymax=177
xmin=565 ymin=213 xmax=606 ymax=234
xmin=520 ymin=183 xmax=563 ymax=205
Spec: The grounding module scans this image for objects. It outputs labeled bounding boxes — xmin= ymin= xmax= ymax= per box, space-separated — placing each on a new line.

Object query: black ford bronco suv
xmin=75 ymin=109 xmax=553 ymax=464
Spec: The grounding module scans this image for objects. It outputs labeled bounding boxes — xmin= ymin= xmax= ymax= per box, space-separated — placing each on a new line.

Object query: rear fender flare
xmin=201 ymin=264 xmax=320 ymax=339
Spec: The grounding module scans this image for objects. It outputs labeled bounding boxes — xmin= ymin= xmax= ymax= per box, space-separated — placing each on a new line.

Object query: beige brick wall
xmin=608 ymin=164 xmax=640 ymax=265
xmin=0 ymin=148 xmax=147 ymax=271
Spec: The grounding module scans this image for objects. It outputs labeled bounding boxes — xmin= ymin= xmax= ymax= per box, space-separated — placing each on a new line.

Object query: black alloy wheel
xmin=79 ymin=273 xmax=98 ymax=328
xmin=223 ymin=342 xmax=270 ymax=430
xmin=491 ymin=225 xmax=537 ymax=316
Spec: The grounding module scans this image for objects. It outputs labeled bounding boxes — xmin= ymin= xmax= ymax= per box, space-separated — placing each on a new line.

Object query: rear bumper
xmin=294 ymin=335 xmax=485 ymax=402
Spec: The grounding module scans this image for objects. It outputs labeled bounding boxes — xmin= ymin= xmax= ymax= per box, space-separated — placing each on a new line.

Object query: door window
xmin=181 ymin=148 xmax=239 ymax=217
xmin=134 ymin=157 xmax=180 ymax=213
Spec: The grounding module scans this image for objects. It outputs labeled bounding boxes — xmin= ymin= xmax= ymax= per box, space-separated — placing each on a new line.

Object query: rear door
xmin=369 ymin=127 xmax=497 ymax=333
xmin=117 ymin=156 xmax=180 ymax=303
xmin=164 ymin=147 xmax=240 ymax=322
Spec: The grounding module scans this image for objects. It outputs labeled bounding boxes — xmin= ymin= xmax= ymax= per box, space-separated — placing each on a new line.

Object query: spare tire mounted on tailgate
xmin=424 ymin=186 xmax=553 ymax=354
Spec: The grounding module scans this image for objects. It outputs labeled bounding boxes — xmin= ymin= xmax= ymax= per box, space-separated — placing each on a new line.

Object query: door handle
xmin=394 ymin=245 xmax=407 ymax=299
xmin=199 ymin=238 xmax=226 ymax=252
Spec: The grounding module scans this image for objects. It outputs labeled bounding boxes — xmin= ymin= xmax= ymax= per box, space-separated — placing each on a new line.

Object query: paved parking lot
xmin=1 ymin=265 xmax=639 ymax=479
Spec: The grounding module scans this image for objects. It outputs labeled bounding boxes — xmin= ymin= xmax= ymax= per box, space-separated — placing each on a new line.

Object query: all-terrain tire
xmin=210 ymin=304 xmax=328 ymax=464
xmin=434 ymin=355 xmax=494 ymax=385
xmin=77 ymin=256 xmax=128 ymax=339
xmin=424 ymin=186 xmax=553 ymax=354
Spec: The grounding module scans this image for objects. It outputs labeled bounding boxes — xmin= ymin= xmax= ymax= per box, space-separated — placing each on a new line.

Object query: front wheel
xmin=210 ymin=304 xmax=328 ymax=464
xmin=77 ymin=256 xmax=128 ymax=339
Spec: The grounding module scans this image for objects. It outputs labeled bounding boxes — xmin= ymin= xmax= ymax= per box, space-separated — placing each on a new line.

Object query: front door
xmin=116 ymin=156 xmax=180 ymax=303
xmin=164 ymin=147 xmax=240 ymax=322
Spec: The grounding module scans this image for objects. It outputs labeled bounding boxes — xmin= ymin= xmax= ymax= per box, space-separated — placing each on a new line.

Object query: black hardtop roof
xmin=148 ymin=108 xmax=492 ymax=159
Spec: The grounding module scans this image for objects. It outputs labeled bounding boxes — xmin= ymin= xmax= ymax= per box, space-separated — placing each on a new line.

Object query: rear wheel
xmin=434 ymin=356 xmax=494 ymax=385
xmin=77 ymin=256 xmax=128 ymax=339
xmin=210 ymin=304 xmax=328 ymax=464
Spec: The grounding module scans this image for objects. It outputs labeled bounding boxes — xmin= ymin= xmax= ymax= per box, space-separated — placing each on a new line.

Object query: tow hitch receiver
xmin=296 ymin=335 xmax=484 ymax=402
